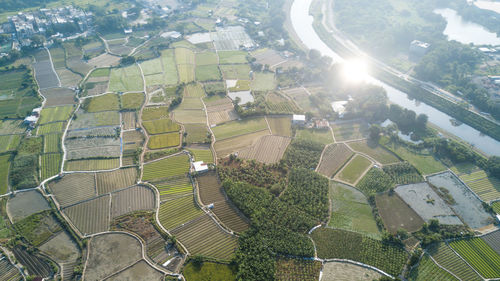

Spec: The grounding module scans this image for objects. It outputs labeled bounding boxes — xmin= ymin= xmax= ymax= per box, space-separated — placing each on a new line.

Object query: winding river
xmin=290 ymin=0 xmax=500 ymax=156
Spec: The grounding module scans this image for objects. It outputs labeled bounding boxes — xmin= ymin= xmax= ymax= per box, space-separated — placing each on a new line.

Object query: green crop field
xmin=427 ymin=242 xmax=481 ymax=281
xmin=175 ymin=48 xmax=196 ymax=65
xmin=0 ymin=68 xmax=41 ymax=119
xmin=409 ymin=254 xmax=458 ymax=281
xmin=184 ymin=84 xmax=206 ymax=98
xmin=383 ymin=162 xmax=423 ymax=185
xmin=39 ymin=105 xmax=74 ymax=124
xmin=331 ymin=122 xmax=369 ymax=141
xmin=173 ymin=109 xmax=206 ymax=124
xmin=382 ymin=141 xmax=445 ymax=175
xmin=161 ymin=49 xmax=179 ymax=85
xmin=0 ymin=154 xmax=10 ymax=194
xmin=178 ymin=64 xmax=195 ymax=83
xmin=337 ymin=155 xmax=372 ymax=184
xmin=148 ymin=133 xmax=180 ymax=149
xmin=212 ymin=117 xmax=268 ymax=140
xmin=267 ymin=116 xmax=292 ymax=137
xmin=218 ymin=51 xmax=248 ymax=64
xmin=0 ymin=135 xmax=21 ymax=153
xmin=275 ymin=258 xmax=321 ymax=281
xmin=183 ymin=262 xmax=236 ymax=281
xmin=195 ymin=52 xmax=219 ymax=65
xmin=37 ymin=122 xmax=64 ymax=135
xmin=64 ymin=158 xmax=119 ymax=171
xmin=311 ymin=228 xmax=407 ymax=276
xmin=295 ymin=128 xmax=333 ymax=145
xmin=493 ymin=201 xmax=500 ymax=214
xmin=329 ymin=182 xmax=380 ymax=238
xmin=120 ymin=92 xmax=144 ymax=110
xmin=177 ymin=97 xmax=204 ymax=110
xmin=251 ymin=72 xmax=275 ymax=91
xmin=108 ymin=64 xmax=144 ymax=92
xmin=89 ymin=68 xmax=110 ymax=78
xmin=459 ymin=170 xmax=500 ymax=202
xmin=140 ymin=58 xmax=163 ymax=76
xmin=142 ymin=154 xmax=190 ymax=181
xmin=85 ymin=93 xmax=120 ymax=112
xmin=189 ymin=149 xmax=213 ymax=164
xmin=43 ymin=133 xmax=61 ymax=153
xmin=196 ymin=65 xmax=222 ymax=82
xmin=154 ymin=176 xmax=193 ymax=201
xmin=449 ymin=238 xmax=500 ymax=279
xmin=347 ymin=140 xmax=399 ymax=165
xmin=219 ymin=64 xmax=252 ymax=80
xmin=143 ymin=119 xmax=180 ymax=135
xmin=142 ymin=106 xmax=169 ymax=121
xmin=40 ymin=153 xmax=62 ymax=180
xmin=184 ymin=124 xmax=209 ymax=144
xmin=158 ymin=195 xmax=203 ymax=230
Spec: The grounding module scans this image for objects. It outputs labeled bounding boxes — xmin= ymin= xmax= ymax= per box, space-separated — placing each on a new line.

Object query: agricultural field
xmin=177 ymin=97 xmax=204 ymax=110
xmin=375 ymin=193 xmax=425 ymax=233
xmin=493 ymin=201 xmax=500 ymax=214
xmin=207 ymin=109 xmax=238 ymax=126
xmin=63 ymin=195 xmax=110 ymax=235
xmin=428 ymin=242 xmax=482 ymax=281
xmin=212 ymin=117 xmax=269 ymax=140
xmin=267 ymin=116 xmax=292 ymax=137
xmin=275 ymin=258 xmax=321 ymax=281
xmin=154 ymin=175 xmax=193 ymax=202
xmin=0 ymin=256 xmax=22 ymax=281
xmin=170 ymin=214 xmax=238 ymax=261
xmin=265 ymin=92 xmax=301 ymax=113
xmin=148 ymin=132 xmax=181 ymax=149
xmin=218 ymin=51 xmax=247 ymax=64
xmin=238 ymin=135 xmax=291 ymax=164
xmin=160 ymin=49 xmax=179 ymax=85
xmin=110 ymin=185 xmax=155 ymax=218
xmin=122 ymin=111 xmax=137 ymax=130
xmin=66 ymin=127 xmax=116 ymax=138
xmin=197 ymin=172 xmax=249 ymax=233
xmin=331 ymin=121 xmax=369 ymax=141
xmin=48 ymin=173 xmax=96 ymax=207
xmin=173 ymin=109 xmax=207 ymax=124
xmin=428 ymin=172 xmax=493 ymax=229
xmin=336 ymin=155 xmax=372 ymax=185
xmin=43 ymin=133 xmax=61 ymax=153
xmin=158 ymin=195 xmax=203 ymax=230
xmin=195 ymin=52 xmax=219 ymax=65
xmin=321 ymin=262 xmax=383 ymax=281
xmin=356 ymin=168 xmax=394 ymax=195
xmin=84 ymin=233 xmax=143 ymax=280
xmin=185 ymin=124 xmax=209 ymax=144
xmin=0 ymin=68 xmax=41 ymax=119
xmin=40 ymin=88 xmax=77 ymax=107
xmin=96 ymin=168 xmax=137 ymax=194
xmin=37 ymin=122 xmax=64 ymax=135
xmin=409 ymin=254 xmax=458 ymax=281
xmin=449 ymin=238 xmax=500 ymax=279
xmin=106 ymin=260 xmax=165 ymax=280
xmin=311 ymin=228 xmax=408 ymax=276
xmin=329 ymin=182 xmax=381 ymax=238
xmin=13 ymin=211 xmax=61 ymax=246
xmin=395 ymin=183 xmax=463 ymax=225
xmin=177 ymin=62 xmax=195 ymax=83
xmin=458 ymin=170 xmax=500 ymax=202
xmin=196 ymin=64 xmax=222 ymax=81
xmin=347 ymin=140 xmax=399 ymax=165
xmin=382 ymin=162 xmax=423 ymax=185
xmin=481 ymin=230 xmax=500 ymax=255
xmin=382 ymin=141 xmax=446 ymax=175
xmin=183 ymin=262 xmax=236 ymax=281
xmin=142 ymin=106 xmax=169 ymax=121
xmin=6 ymin=190 xmax=50 ymax=223
xmin=219 ymin=64 xmax=252 ymax=80
xmin=0 ymin=154 xmax=10 ymax=195
xmin=84 ymin=93 xmax=119 ymax=113
xmin=188 ymin=148 xmax=213 ymax=164
xmin=12 ymin=246 xmax=53 ymax=278
xmin=295 ymin=128 xmax=333 ymax=145
xmin=64 ymin=158 xmax=120 ymax=171
xmin=142 ymin=154 xmax=190 ymax=181
xmin=68 ymin=110 xmax=120 ymax=129
xmin=108 ymin=64 xmax=144 ymax=92
xmin=317 ymin=143 xmax=354 ymax=178
xmin=39 ymin=105 xmax=74 ymax=124
xmin=0 ymin=120 xmax=25 ymax=135
xmin=33 ymin=49 xmax=59 ymax=89
xmin=143 ymin=118 xmax=180 ymax=135
xmin=39 ymin=230 xmax=80 ymax=263
xmin=251 ymin=72 xmax=275 ymax=91
xmin=214 ymin=129 xmax=270 ymax=158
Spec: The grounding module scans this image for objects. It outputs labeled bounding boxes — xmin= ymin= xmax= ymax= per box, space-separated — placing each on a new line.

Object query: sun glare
xmin=342 ymin=59 xmax=369 ymax=83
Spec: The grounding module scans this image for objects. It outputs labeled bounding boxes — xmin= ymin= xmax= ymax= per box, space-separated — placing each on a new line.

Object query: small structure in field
xmin=410 ymin=40 xmax=430 ymax=57
xmin=32 ymin=107 xmax=42 ymax=117
xmin=193 ymin=161 xmax=209 ymax=173
xmin=24 ymin=115 xmax=38 ymax=127
xmin=292 ymin=114 xmax=306 ymax=126
xmin=314 ymin=119 xmax=329 ymax=129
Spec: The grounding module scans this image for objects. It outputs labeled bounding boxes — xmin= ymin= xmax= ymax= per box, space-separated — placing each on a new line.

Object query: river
xmin=290 ymin=0 xmax=500 ymax=156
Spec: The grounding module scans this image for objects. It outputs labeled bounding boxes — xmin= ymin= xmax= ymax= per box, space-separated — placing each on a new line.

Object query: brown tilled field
xmin=267 ymin=116 xmax=292 ymax=137
xmin=84 ymin=233 xmax=143 ymax=280
xmin=214 ymin=129 xmax=270 ymax=157
xmin=106 ymin=260 xmax=165 ymax=280
xmin=48 ymin=173 xmax=97 ymax=207
xmin=197 ymin=172 xmax=249 ymax=233
xmin=110 ymin=186 xmax=155 ymax=218
xmin=375 ymin=193 xmax=425 ymax=234
xmin=88 ymin=53 xmax=121 ymax=68
xmin=63 ymin=195 xmax=110 ymax=235
xmin=122 ymin=112 xmax=137 ymax=130
xmin=321 ymin=261 xmax=382 ymax=281
xmin=96 ymin=168 xmax=138 ymax=194
xmin=238 ymin=135 xmax=291 ymax=164
xmin=207 ymin=110 xmax=238 ymax=126
xmin=317 ymin=143 xmax=354 ymax=178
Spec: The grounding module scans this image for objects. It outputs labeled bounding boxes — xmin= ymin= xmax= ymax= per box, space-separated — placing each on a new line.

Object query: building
xmin=192 ymin=161 xmax=209 ymax=173
xmin=314 ymin=119 xmax=329 ymax=129
xmin=24 ymin=115 xmax=39 ymax=127
xmin=331 ymin=100 xmax=349 ymax=118
xmin=32 ymin=107 xmax=42 ymax=117
xmin=410 ymin=40 xmax=430 ymax=57
xmin=292 ymin=114 xmax=306 ymax=126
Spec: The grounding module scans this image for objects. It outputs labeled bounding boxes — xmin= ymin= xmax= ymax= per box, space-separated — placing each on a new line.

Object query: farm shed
xmin=24 ymin=115 xmax=39 ymax=126
xmin=292 ymin=114 xmax=306 ymax=125
xmin=193 ymin=161 xmax=209 ymax=173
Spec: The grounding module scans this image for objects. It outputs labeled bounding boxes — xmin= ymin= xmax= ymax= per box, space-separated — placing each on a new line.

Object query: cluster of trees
xmin=388 ymin=104 xmax=428 ymax=132
xmin=224 ymin=168 xmax=329 ymax=280
xmin=88 ymin=5 xmax=128 ymax=33
xmin=414 ymin=219 xmax=473 ymax=246
xmin=0 ymin=0 xmax=59 ymax=13
xmin=283 ymin=139 xmax=324 ymax=170
xmin=344 ymin=84 xmax=388 ymax=121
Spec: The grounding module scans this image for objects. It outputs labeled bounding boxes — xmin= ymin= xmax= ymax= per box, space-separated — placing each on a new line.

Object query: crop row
xmin=158 ymin=195 xmax=203 ymax=230
xmin=148 ymin=133 xmax=180 ymax=149
xmin=409 ymin=254 xmax=457 ymax=281
xmin=40 ymin=153 xmax=62 ymax=180
xmin=63 ymin=195 xmax=110 ymax=235
xmin=48 ymin=173 xmax=96 ymax=207
xmin=427 ymin=242 xmax=481 ymax=281
xmin=154 ymin=175 xmax=193 ymax=202
xmin=110 ymin=186 xmax=155 ymax=218
xmin=481 ymin=230 xmax=500 ymax=256
xmin=96 ymin=168 xmax=138 ymax=195
xmin=449 ymin=238 xmax=500 ymax=279
xmin=317 ymin=143 xmax=353 ymax=178
xmin=142 ymin=154 xmax=190 ymax=181
xmin=64 ymin=158 xmax=119 ymax=171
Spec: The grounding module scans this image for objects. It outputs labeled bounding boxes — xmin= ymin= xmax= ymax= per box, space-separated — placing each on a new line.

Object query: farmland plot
xmin=65 ymin=158 xmax=120 ymax=171
xmin=142 ymin=106 xmax=169 ymax=121
xmin=48 ymin=173 xmax=96 ymax=207
xmin=40 ymin=153 xmax=62 ymax=180
xmin=12 ymin=247 xmax=53 ymax=278
xmin=317 ymin=143 xmax=354 ymax=178
xmin=0 ymin=120 xmax=25 ymax=135
xmin=185 ymin=124 xmax=209 ymax=144
xmin=275 ymin=258 xmax=321 ymax=281
xmin=110 ymin=185 xmax=155 ymax=218
xmin=66 ymin=145 xmax=120 ymax=160
xmin=0 ymin=155 xmax=9 ymax=195
xmin=63 ymin=195 xmax=110 ymax=235
xmin=13 ymin=211 xmax=61 ymax=246
xmin=143 ymin=118 xmax=180 ymax=135
xmin=207 ymin=109 xmax=238 ymax=126
xmin=183 ymin=262 xmax=236 ymax=281
xmin=39 ymin=105 xmax=74 ymax=124
xmin=0 ymin=134 xmax=21 ymax=153
xmin=383 ymin=162 xmax=423 ymax=185
xmin=68 ymin=110 xmax=120 ymax=129
xmin=172 ymin=109 xmax=207 ymax=124
xmin=481 ymin=230 xmax=500 ymax=255
xmin=154 ymin=175 xmax=193 ymax=202
xmin=265 ymin=92 xmax=301 ymax=114
xmin=142 ymin=154 xmax=190 ymax=181
xmin=219 ymin=64 xmax=252 ymax=80
xmin=449 ymin=238 xmax=500 ymax=279
xmin=177 ymin=97 xmax=204 ymax=110
xmin=212 ymin=117 xmax=268 ymax=140
xmin=170 ymin=214 xmax=238 ymax=260
xmin=321 ymin=262 xmax=383 ymax=281
xmin=66 ymin=127 xmax=117 ymax=138
xmin=83 ymin=81 xmax=108 ymax=96
xmin=88 ymin=53 xmax=121 ymax=68
xmin=188 ymin=148 xmax=213 ymax=164
xmin=383 ymin=142 xmax=446 ymax=175
xmin=459 ymin=170 xmax=500 ymax=202
xmin=331 ymin=121 xmax=369 ymax=141
xmin=160 ymin=49 xmax=179 ymax=85
xmin=295 ymin=128 xmax=333 ymax=145
xmin=238 ymin=135 xmax=291 ymax=164
xmin=106 ymin=260 xmax=165 ymax=281
xmin=375 ymin=193 xmax=425 ymax=233
xmin=251 ymin=72 xmax=275 ymax=91
xmin=427 ymin=172 xmax=493 ymax=229
xmin=37 ymin=122 xmax=64 ymax=135
xmin=148 ymin=132 xmax=181 ymax=149
xmin=108 ymin=64 xmax=144 ymax=93
xmin=428 ymin=242 xmax=482 ymax=281
xmin=395 ymin=183 xmax=462 ymax=225
xmin=123 ymin=130 xmax=144 ymax=154
xmin=33 ymin=49 xmax=59 ymax=89
xmin=43 ymin=133 xmax=61 ymax=153
xmin=85 ymin=93 xmax=120 ymax=112
xmin=122 ymin=111 xmax=137 ymax=130
xmin=336 ymin=155 xmax=372 ymax=185
xmin=214 ymin=129 xmax=270 ymax=158
xmin=6 ymin=190 xmax=50 ymax=223
xmin=408 ymin=254 xmax=458 ymax=281
xmin=196 ymin=64 xmax=222 ymax=81
xmin=96 ymin=168 xmax=138 ymax=194
xmin=121 ymin=92 xmax=145 ymax=110
xmin=40 ymin=88 xmax=77 ymax=107
xmin=218 ymin=51 xmax=247 ymax=64
xmin=267 ymin=116 xmax=292 ymax=137
xmin=39 ymin=230 xmax=80 ymax=263
xmin=0 ymin=257 xmax=22 ymax=281
xmin=158 ymin=196 xmax=203 ymax=230
xmin=347 ymin=140 xmax=399 ymax=165
xmin=84 ymin=233 xmax=143 ymax=281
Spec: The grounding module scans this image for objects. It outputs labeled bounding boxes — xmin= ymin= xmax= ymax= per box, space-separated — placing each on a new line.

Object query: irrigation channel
xmin=289 ymin=0 xmax=500 ymax=156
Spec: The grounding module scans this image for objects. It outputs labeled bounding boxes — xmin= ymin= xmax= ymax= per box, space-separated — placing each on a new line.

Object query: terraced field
xmin=317 ymin=143 xmax=354 ymax=178
xmin=158 ymin=195 xmax=203 ymax=230
xmin=96 ymin=168 xmax=137 ymax=194
xmin=449 ymin=238 xmax=500 ymax=279
xmin=428 ymin=242 xmax=482 ymax=281
xmin=63 ymin=195 xmax=110 ymax=235
xmin=142 ymin=154 xmax=190 ymax=181
xmin=170 ymin=214 xmax=238 ymax=261
xmin=110 ymin=186 xmax=155 ymax=218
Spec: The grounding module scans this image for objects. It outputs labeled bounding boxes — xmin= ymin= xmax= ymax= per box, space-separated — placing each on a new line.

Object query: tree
xmin=369 ymin=124 xmax=381 ymax=141
xmin=416 ymin=113 xmax=428 ymax=129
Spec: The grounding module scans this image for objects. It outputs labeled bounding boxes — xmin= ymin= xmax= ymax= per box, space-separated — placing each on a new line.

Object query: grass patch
xmin=89 ymin=68 xmax=110 ymax=78
xmin=196 ymin=65 xmax=222 ymax=81
xmin=348 ymin=140 xmax=399 ymax=164
xmin=183 ymin=261 xmax=236 ymax=281
xmin=212 ymin=117 xmax=268 ymax=140
xmin=382 ymin=140 xmax=445 ymax=175
xmin=188 ymin=149 xmax=213 ymax=164
xmin=13 ymin=211 xmax=61 ymax=246
xmin=295 ymin=128 xmax=333 ymax=145
xmin=337 ymin=155 xmax=372 ymax=184
xmin=219 ymin=64 xmax=252 ymax=80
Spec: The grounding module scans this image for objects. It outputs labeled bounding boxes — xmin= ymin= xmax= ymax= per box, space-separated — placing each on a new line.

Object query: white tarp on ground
xmin=186 ymin=32 xmax=212 ymax=44
xmin=211 ymin=26 xmax=255 ymax=51
xmin=228 ymin=91 xmax=254 ymax=105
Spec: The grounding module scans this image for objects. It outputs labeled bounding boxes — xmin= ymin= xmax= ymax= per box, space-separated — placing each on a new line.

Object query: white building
xmin=410 ymin=40 xmax=430 ymax=57
xmin=193 ymin=161 xmax=209 ymax=173
xmin=292 ymin=114 xmax=306 ymax=125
